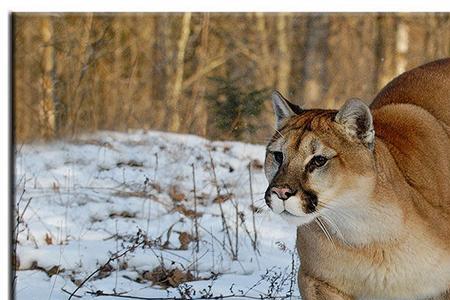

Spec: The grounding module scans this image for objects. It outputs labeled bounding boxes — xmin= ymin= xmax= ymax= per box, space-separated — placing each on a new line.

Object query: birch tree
xmin=301 ymin=15 xmax=329 ymax=107
xmin=168 ymin=12 xmax=192 ymax=132
xmin=39 ymin=16 xmax=56 ymax=140
xmin=276 ymin=13 xmax=292 ymax=95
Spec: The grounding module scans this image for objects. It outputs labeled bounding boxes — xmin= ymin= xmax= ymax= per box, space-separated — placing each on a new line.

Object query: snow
xmin=14 ymin=130 xmax=300 ymax=299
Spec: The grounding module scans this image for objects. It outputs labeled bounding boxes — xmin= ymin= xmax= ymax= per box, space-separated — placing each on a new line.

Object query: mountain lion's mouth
xmin=280 ymin=210 xmax=297 ymax=217
xmin=265 ymin=186 xmax=319 ymax=216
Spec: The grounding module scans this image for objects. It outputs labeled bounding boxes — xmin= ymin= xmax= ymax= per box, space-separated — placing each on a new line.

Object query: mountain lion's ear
xmin=335 ymin=98 xmax=375 ymax=150
xmin=272 ymin=91 xmax=302 ymax=128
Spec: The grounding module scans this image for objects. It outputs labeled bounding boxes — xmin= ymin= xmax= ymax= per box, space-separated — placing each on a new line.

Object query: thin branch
xmin=182 ymin=51 xmax=238 ymax=89
xmin=191 ymin=163 xmax=200 ymax=278
xmin=248 ymin=162 xmax=258 ymax=251
xmin=208 ymin=150 xmax=236 ymax=260
xmin=191 ymin=163 xmax=200 ymax=254
xmin=87 ymin=290 xmax=299 ymax=300
xmin=68 ymin=232 xmax=147 ymax=300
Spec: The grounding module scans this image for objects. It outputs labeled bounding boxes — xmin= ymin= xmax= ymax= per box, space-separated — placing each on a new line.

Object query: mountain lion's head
xmin=264 ymin=92 xmax=377 ymax=226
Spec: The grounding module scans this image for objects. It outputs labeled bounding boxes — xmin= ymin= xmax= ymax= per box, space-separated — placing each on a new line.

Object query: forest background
xmin=13 ymin=13 xmax=450 ymax=143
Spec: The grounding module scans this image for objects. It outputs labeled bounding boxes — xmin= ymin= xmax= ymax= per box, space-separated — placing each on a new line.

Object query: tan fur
xmin=265 ymin=59 xmax=450 ymax=299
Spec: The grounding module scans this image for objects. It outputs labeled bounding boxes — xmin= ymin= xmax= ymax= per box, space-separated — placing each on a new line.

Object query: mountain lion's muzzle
xmin=265 ymin=185 xmax=318 ymax=215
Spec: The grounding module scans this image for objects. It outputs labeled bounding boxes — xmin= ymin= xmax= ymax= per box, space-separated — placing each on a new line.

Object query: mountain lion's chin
xmin=279 ymin=210 xmax=316 ymax=226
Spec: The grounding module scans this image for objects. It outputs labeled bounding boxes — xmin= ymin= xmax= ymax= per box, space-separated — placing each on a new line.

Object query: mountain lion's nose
xmin=271 ymin=187 xmax=295 ymax=200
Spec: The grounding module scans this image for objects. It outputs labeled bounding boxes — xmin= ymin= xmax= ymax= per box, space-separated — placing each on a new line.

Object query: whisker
xmin=319 ymin=214 xmax=351 ymax=248
xmin=319 ymin=214 xmax=339 ymax=236
xmin=318 ymin=217 xmax=333 ymax=243
xmin=315 ymin=218 xmax=330 ymax=242
xmin=315 ymin=217 xmax=335 ymax=248
xmin=317 ymin=200 xmax=353 ymax=219
xmin=271 ymin=125 xmax=285 ymax=139
xmin=315 ymin=200 xmax=356 ymax=248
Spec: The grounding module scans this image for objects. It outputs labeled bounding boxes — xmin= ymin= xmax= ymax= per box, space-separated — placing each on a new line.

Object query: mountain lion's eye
xmin=273 ymin=151 xmax=283 ymax=165
xmin=308 ymin=155 xmax=328 ymax=171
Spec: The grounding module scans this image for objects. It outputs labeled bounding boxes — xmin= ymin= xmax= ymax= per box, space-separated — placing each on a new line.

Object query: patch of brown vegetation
xmin=173 ymin=204 xmax=203 ymax=219
xmin=178 ymin=231 xmax=194 ymax=250
xmin=251 ymin=159 xmax=264 ymax=169
xmin=169 ymin=186 xmax=186 ymax=202
xmin=142 ymin=266 xmax=194 ymax=288
xmin=213 ymin=193 xmax=233 ymax=204
xmin=109 ymin=211 xmax=137 ymax=218
xmin=44 ymin=233 xmax=53 ymax=245
xmin=116 ymin=160 xmax=144 ymax=168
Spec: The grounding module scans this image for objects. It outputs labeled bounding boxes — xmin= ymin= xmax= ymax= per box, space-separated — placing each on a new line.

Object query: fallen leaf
xmin=96 ymin=263 xmax=114 ymax=279
xmin=144 ymin=266 xmax=194 ymax=287
xmin=47 ymin=265 xmax=63 ymax=276
xmin=119 ymin=261 xmax=128 ymax=270
xmin=109 ymin=211 xmax=137 ymax=218
xmin=169 ymin=186 xmax=185 ymax=202
xmin=251 ymin=159 xmax=264 ymax=169
xmin=116 ymin=160 xmax=143 ymax=168
xmin=173 ymin=204 xmax=203 ymax=218
xmin=168 ymin=268 xmax=194 ymax=287
xmin=52 ymin=182 xmax=60 ymax=193
xmin=178 ymin=232 xmax=194 ymax=250
xmin=213 ymin=193 xmax=233 ymax=204
xmin=44 ymin=233 xmax=53 ymax=245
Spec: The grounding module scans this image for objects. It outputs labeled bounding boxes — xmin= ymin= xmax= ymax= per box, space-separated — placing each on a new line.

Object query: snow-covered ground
xmin=14 ymin=130 xmax=300 ymax=299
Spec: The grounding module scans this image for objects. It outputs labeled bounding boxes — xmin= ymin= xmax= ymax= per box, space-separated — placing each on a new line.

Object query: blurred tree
xmin=207 ymin=77 xmax=268 ymax=140
xmin=276 ymin=13 xmax=292 ymax=95
xmin=168 ymin=12 xmax=192 ymax=132
xmin=375 ymin=14 xmax=398 ymax=91
xmin=39 ymin=16 xmax=56 ymax=140
xmin=188 ymin=14 xmax=210 ymax=136
xmin=301 ymin=14 xmax=329 ymax=108
xmin=12 ymin=13 xmax=450 ymax=143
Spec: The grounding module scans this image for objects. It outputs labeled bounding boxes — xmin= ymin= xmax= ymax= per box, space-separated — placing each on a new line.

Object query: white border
xmin=1 ymin=1 xmax=450 ymax=299
xmin=3 ymin=0 xmax=450 ymax=12
xmin=1 ymin=4 xmax=10 ymax=300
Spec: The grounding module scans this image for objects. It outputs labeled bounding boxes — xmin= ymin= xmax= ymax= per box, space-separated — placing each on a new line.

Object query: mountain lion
xmin=264 ymin=58 xmax=450 ymax=299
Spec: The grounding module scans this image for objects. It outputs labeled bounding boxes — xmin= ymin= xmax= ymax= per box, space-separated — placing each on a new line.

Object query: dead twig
xmin=235 ymin=200 xmax=239 ymax=260
xmin=208 ymin=150 xmax=236 ymax=260
xmin=191 ymin=163 xmax=200 ymax=277
xmin=87 ymin=290 xmax=299 ymax=299
xmin=248 ymin=162 xmax=258 ymax=251
xmin=68 ymin=231 xmax=147 ymax=300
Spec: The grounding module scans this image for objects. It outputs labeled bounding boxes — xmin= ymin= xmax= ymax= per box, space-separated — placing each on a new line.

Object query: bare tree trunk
xmin=140 ymin=15 xmax=156 ymax=131
xmin=69 ymin=13 xmax=94 ymax=137
xmin=301 ymin=15 xmax=329 ymax=107
xmin=256 ymin=13 xmax=269 ymax=60
xmin=276 ymin=13 xmax=291 ymax=94
xmin=434 ymin=14 xmax=450 ymax=58
xmin=14 ymin=16 xmax=33 ymax=141
xmin=285 ymin=15 xmax=308 ymax=104
xmin=189 ymin=13 xmax=210 ymax=136
xmin=110 ymin=15 xmax=124 ymax=130
xmin=395 ymin=17 xmax=409 ymax=75
xmin=375 ymin=14 xmax=398 ymax=91
xmin=39 ymin=16 xmax=56 ymax=140
xmin=168 ymin=12 xmax=191 ymax=132
xmin=324 ymin=15 xmax=377 ymax=108
xmin=152 ymin=14 xmax=170 ymax=130
xmin=255 ymin=13 xmax=273 ymax=87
